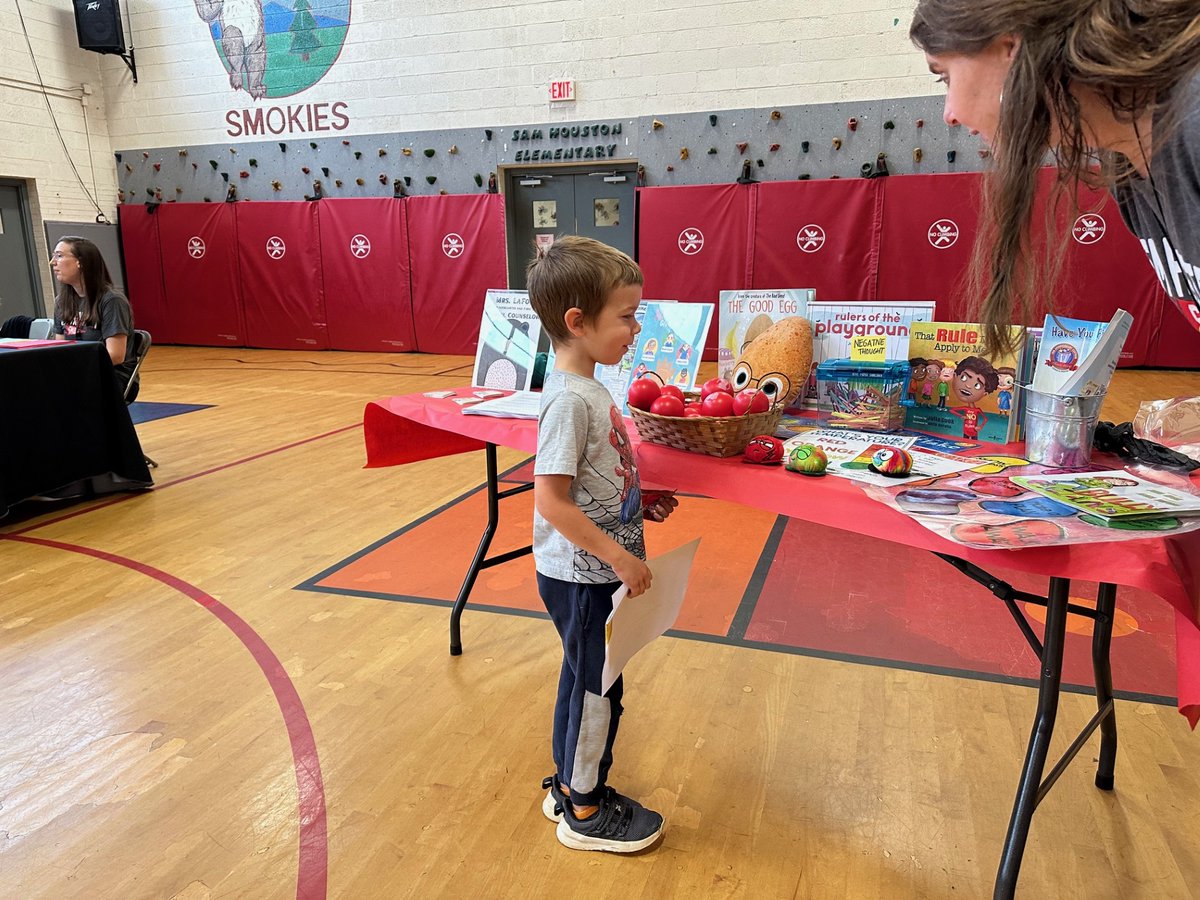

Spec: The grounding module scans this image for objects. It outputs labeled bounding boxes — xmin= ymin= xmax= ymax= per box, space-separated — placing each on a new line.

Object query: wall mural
xmin=194 ymin=0 xmax=350 ymax=99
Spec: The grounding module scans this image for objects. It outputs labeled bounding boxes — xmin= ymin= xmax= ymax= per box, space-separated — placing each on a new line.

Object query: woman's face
xmin=925 ymin=35 xmax=1019 ymax=145
xmin=51 ymin=241 xmax=83 ymax=290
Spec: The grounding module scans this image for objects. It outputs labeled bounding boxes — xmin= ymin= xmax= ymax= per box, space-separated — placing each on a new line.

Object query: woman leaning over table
xmin=910 ymin=0 xmax=1200 ymax=353
xmin=50 ymin=236 xmax=139 ymax=399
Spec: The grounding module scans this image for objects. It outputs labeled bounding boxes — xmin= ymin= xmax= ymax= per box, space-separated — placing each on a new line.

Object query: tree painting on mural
xmin=194 ymin=0 xmax=350 ymax=98
xmin=290 ymin=0 xmax=321 ymax=62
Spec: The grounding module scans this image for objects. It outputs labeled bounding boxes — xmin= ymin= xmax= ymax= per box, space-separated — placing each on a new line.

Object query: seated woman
xmin=50 ymin=236 xmax=139 ymax=399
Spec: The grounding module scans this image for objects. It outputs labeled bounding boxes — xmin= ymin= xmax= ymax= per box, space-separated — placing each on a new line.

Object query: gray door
xmin=506 ymin=165 xmax=636 ymax=289
xmin=0 ymin=181 xmax=43 ymax=320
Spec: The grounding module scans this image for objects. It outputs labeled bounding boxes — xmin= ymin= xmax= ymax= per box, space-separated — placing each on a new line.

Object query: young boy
xmin=526 ymin=235 xmax=678 ymax=853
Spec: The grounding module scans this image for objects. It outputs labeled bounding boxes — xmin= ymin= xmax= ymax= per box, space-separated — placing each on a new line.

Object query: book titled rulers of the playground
xmin=903 ymin=321 xmax=1026 ymax=444
xmin=1010 ymin=470 xmax=1200 ymax=521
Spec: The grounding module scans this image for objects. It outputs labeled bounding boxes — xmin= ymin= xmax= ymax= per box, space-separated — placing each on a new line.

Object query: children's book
xmin=903 ymin=321 xmax=1025 ymax=444
xmin=1031 ymin=314 xmax=1109 ymax=394
xmin=1013 ymin=326 xmax=1042 ymax=442
xmin=472 ymin=290 xmax=549 ymax=391
xmin=804 ymin=300 xmax=937 ymax=406
xmin=1011 ymin=470 xmax=1200 ymax=521
xmin=1057 ymin=309 xmax=1133 ymax=397
xmin=599 ymin=300 xmax=713 ymax=412
xmin=717 ymin=289 xmax=813 ymax=382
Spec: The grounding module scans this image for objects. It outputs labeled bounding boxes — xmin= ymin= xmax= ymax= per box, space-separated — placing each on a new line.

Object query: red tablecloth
xmin=364 ymin=389 xmax=1200 ymax=726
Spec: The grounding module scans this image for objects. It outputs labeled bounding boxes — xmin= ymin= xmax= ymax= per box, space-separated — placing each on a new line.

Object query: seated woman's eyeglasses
xmin=51 ymin=252 xmax=74 ymax=260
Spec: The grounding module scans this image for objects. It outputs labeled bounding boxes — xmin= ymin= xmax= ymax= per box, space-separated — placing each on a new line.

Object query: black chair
xmin=124 ymin=329 xmax=158 ymax=468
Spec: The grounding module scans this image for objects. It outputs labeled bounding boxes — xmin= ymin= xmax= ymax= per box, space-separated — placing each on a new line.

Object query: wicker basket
xmin=629 ymin=403 xmax=784 ymax=457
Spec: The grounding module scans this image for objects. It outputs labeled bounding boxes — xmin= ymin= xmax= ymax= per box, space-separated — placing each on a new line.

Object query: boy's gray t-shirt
xmin=1113 ymin=70 xmax=1200 ymax=332
xmin=533 ymin=370 xmax=645 ymax=583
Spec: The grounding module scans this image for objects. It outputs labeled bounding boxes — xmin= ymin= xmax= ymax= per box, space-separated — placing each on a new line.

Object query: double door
xmin=506 ymin=165 xmax=637 ymax=289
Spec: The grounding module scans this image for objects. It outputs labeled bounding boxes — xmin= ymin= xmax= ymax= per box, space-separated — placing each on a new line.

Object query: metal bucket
xmin=1022 ymin=387 xmax=1107 ymax=467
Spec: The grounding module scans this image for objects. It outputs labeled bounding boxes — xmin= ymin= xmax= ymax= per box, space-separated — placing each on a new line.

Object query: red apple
xmin=683 ymin=402 xmax=704 ymax=416
xmin=627 ymin=376 xmax=661 ymax=411
xmin=732 ymin=388 xmax=770 ymax=415
xmin=700 ymin=390 xmax=735 ymax=417
xmin=683 ymin=408 xmax=704 ymax=418
xmin=659 ymin=384 xmax=686 ymax=403
xmin=649 ymin=395 xmax=685 ymax=417
xmin=701 ymin=377 xmax=734 ymax=399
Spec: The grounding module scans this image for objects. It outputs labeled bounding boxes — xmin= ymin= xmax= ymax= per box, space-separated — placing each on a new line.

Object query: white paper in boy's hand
xmin=601 ymin=539 xmax=700 ymax=695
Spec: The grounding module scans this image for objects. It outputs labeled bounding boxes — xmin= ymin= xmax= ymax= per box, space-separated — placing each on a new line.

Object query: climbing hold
xmin=770 ymin=110 xmax=781 ymax=120
xmin=356 ymin=178 xmax=365 ymax=185
xmin=249 ymin=158 xmax=257 ymax=167
xmin=912 ymin=147 xmax=923 ymax=163
xmin=707 ymin=147 xmax=718 ymax=155
xmin=709 ymin=114 xmax=718 ymax=126
xmin=736 ymin=141 xmax=748 ymax=154
xmin=379 ymin=174 xmax=388 ymax=184
xmin=485 ymin=129 xmax=493 ymax=140
xmin=271 ymin=180 xmax=282 ymax=191
xmin=947 ymin=150 xmax=957 ymax=163
xmin=424 ymin=148 xmax=435 ymax=157
xmin=832 ymin=137 xmax=842 ymax=150
xmin=448 ymin=145 xmax=458 ymax=154
xmin=302 ymin=166 xmax=311 ymax=174
xmin=680 ymin=147 xmax=689 ymax=160
xmin=321 ymin=166 xmax=330 ymax=177
xmin=239 ymin=170 xmax=249 ymax=178
xmin=279 ymin=143 xmax=287 ymax=152
xmin=402 ymin=148 xmax=413 ymax=156
xmin=153 ymin=162 xmax=161 ymax=171
xmin=801 ymin=141 xmax=810 ymax=153
xmin=916 ymin=118 xmax=925 ymax=128
xmin=652 ymin=119 xmax=664 ymax=130
xmin=848 ymin=117 xmax=858 ymax=132
xmin=426 ymin=175 xmax=437 ymax=184
xmin=379 ymin=148 xmax=387 ymax=157
xmin=769 ymin=143 xmax=780 ymax=152
xmin=473 ymin=173 xmax=483 ymax=186
xmin=354 ymin=151 xmax=362 ymax=159
xmin=883 ymin=120 xmax=895 ymax=130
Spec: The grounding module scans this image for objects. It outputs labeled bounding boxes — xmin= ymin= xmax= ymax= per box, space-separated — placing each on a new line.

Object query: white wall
xmin=97 ymin=0 xmax=934 ymax=149
xmin=1 ymin=1 xmax=120 ymax=309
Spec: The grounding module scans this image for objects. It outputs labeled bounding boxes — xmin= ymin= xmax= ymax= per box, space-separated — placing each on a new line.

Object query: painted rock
xmin=743 ymin=434 xmax=785 ymax=465
xmin=786 ymin=443 xmax=828 ymax=476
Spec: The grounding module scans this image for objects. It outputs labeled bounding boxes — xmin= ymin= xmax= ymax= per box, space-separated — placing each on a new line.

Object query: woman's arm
xmin=105 ymin=333 xmax=128 ymax=366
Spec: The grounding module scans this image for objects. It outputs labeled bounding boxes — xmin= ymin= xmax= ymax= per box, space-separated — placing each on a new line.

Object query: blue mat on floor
xmin=129 ymin=402 xmax=212 ymax=424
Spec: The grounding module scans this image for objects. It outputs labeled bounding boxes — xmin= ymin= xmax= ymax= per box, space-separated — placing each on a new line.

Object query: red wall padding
xmin=156 ymin=203 xmax=244 ymax=346
xmin=406 ymin=193 xmax=506 ymax=355
xmin=751 ymin=179 xmax=882 ymax=299
xmin=234 ymin=202 xmax=328 ymax=349
xmin=1042 ymin=175 xmax=1160 ymax=366
xmin=118 ymin=206 xmax=171 ymax=343
xmin=638 ymin=184 xmax=753 ymax=357
xmin=876 ymin=173 xmax=983 ymax=322
xmin=317 ymin=198 xmax=415 ymax=352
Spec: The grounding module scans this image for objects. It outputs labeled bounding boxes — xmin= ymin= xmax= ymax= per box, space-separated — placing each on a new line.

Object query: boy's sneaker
xmin=555 ymin=786 xmax=664 ymax=853
xmin=541 ymin=774 xmax=568 ymax=822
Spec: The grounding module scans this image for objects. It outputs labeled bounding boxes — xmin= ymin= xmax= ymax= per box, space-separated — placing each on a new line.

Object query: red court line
xmin=3 ymin=534 xmax=328 ymax=900
xmin=6 ymin=423 xmax=362 ymax=536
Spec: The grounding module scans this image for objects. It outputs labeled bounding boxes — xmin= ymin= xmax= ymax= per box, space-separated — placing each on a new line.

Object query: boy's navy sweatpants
xmin=537 ymin=572 xmax=623 ymax=807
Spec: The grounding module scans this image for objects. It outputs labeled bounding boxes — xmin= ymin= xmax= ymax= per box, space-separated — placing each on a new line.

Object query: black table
xmin=1 ymin=341 xmax=152 ymax=517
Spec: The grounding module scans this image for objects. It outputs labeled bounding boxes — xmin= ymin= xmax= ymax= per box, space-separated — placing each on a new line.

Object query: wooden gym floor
xmin=2 ymin=347 xmax=1199 ymax=899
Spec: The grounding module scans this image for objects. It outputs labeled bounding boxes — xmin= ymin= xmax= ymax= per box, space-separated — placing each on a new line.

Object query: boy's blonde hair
xmin=526 ymin=235 xmax=643 ymax=346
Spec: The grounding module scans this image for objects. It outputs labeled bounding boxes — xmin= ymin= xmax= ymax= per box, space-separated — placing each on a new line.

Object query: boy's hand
xmin=614 ymin=552 xmax=652 ymax=597
xmin=642 ymin=490 xmax=678 ymax=523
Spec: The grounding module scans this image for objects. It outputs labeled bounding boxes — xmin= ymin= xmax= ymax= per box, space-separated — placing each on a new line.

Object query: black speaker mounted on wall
xmin=73 ymin=0 xmax=137 ymax=81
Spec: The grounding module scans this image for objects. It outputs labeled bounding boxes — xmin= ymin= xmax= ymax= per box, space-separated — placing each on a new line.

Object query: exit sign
xmin=549 ymin=80 xmax=575 ymax=102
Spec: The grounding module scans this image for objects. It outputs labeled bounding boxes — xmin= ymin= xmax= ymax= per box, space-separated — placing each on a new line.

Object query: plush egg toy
xmin=729 ymin=316 xmax=814 ymax=409
xmin=868 ymin=447 xmax=914 ymax=477
xmin=742 ymin=434 xmax=785 ymax=465
xmin=785 ymin=443 xmax=828 ymax=476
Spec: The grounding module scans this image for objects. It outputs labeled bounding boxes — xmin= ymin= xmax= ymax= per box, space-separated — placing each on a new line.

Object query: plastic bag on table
xmin=1133 ymin=397 xmax=1200 ymax=465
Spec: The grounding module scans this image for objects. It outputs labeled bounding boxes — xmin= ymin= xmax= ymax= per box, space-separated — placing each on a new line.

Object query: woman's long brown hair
xmin=54 ymin=236 xmax=117 ymax=328
xmin=911 ymin=0 xmax=1200 ymax=354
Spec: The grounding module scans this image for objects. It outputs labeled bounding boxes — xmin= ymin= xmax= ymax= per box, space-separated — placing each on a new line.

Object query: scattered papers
xmin=460 ymin=390 xmax=541 ymax=419
xmin=782 ymin=428 xmax=979 ymax=486
xmin=601 ymin=539 xmax=700 ymax=695
xmin=1011 ymin=469 xmax=1200 ymax=521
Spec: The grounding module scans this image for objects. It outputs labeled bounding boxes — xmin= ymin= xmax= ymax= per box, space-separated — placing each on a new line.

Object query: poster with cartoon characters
xmin=903 ymin=322 xmax=1025 ymax=444
xmin=598 ymin=300 xmax=713 ymax=412
xmin=866 ymin=456 xmax=1200 ymax=549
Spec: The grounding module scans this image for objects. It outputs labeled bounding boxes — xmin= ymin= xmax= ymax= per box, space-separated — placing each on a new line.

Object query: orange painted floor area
xmin=302 ymin=461 xmax=1178 ymax=703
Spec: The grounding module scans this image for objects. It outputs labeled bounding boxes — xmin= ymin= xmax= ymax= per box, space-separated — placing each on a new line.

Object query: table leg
xmin=1092 ymin=582 xmax=1118 ymax=791
xmin=448 ymin=443 xmax=534 ymax=656
xmin=450 ymin=444 xmax=501 ymax=657
xmin=994 ymin=575 xmax=1070 ymax=900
